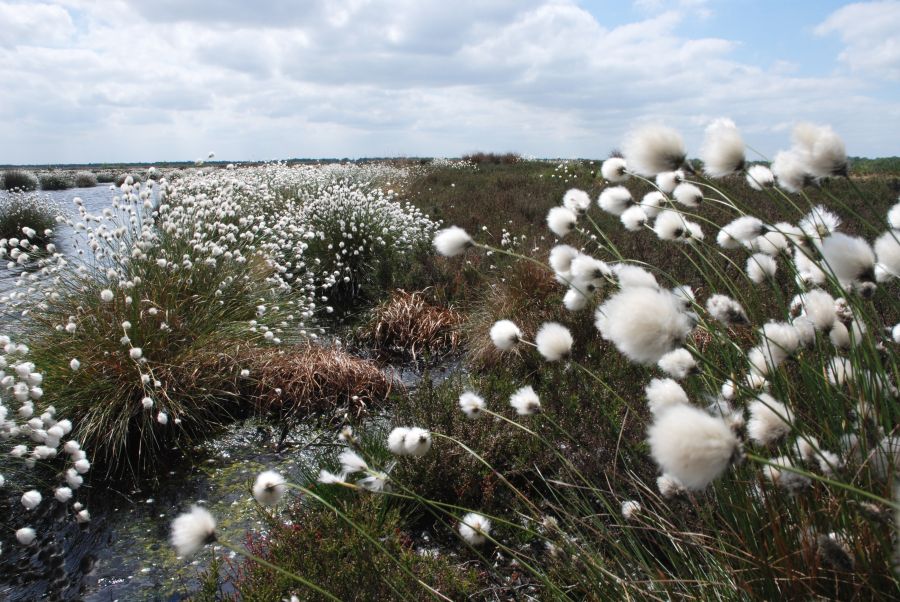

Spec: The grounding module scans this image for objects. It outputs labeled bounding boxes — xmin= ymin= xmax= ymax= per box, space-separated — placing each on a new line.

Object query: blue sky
xmin=0 ymin=0 xmax=898 ymax=163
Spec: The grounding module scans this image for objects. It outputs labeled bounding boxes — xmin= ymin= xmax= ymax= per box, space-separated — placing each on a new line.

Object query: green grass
xmin=38 ymin=171 xmax=73 ymax=190
xmin=1 ymin=169 xmax=39 ymax=191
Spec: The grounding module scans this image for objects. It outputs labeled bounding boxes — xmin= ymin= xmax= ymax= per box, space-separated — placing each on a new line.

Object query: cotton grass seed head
xmin=433 ymin=226 xmax=473 ymax=257
xmin=170 ymin=505 xmax=216 ymax=557
xmin=875 ymin=231 xmax=900 ymax=279
xmin=548 ymin=244 xmax=579 ymax=275
xmin=459 ymin=391 xmax=486 ymax=418
xmin=622 ymin=125 xmax=687 ymax=177
xmin=792 ymin=122 xmax=848 ymax=178
xmin=657 ymin=348 xmax=696 ymax=379
xmin=509 ymin=385 xmax=541 ymax=415
xmin=458 ymin=512 xmax=491 ymax=546
xmin=655 ymin=170 xmax=684 ymax=194
xmin=700 ymin=118 xmax=745 ymax=178
xmin=746 ymin=253 xmax=777 ymax=283
xmin=21 ymin=489 xmax=42 ymax=510
xmin=641 ymin=191 xmax=666 ymax=218
xmin=403 ymin=427 xmax=432 ymax=456
xmin=16 ymin=527 xmax=37 ymax=545
xmin=535 ymin=322 xmax=572 ymax=361
xmin=747 ymin=394 xmax=794 ymax=446
xmin=387 ymin=427 xmax=410 ymax=456
xmin=706 ymin=294 xmax=747 ymax=325
xmin=562 ymin=188 xmax=591 ymax=215
xmin=672 ymin=183 xmax=702 ymax=208
xmin=772 ymin=150 xmax=809 ymax=193
xmin=820 ymin=233 xmax=876 ymax=284
xmin=598 ymin=186 xmax=633 ymax=216
xmin=490 ymin=320 xmax=521 ymax=351
xmin=252 ymin=470 xmax=287 ymax=506
xmin=645 ymin=378 xmax=688 ymax=415
xmin=746 ymin=164 xmax=775 ymax=190
xmin=100 ymin=289 xmax=114 ymax=302
xmin=547 ymin=206 xmax=577 ymax=238
xmin=601 ymin=157 xmax=628 ymax=182
xmin=647 ymin=404 xmax=738 ymax=490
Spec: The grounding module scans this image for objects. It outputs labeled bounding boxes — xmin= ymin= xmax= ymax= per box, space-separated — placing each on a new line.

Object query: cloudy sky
xmin=1 ymin=0 xmax=899 ymax=164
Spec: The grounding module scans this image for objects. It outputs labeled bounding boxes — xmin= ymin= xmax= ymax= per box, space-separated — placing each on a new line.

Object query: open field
xmin=1 ymin=140 xmax=899 ymax=600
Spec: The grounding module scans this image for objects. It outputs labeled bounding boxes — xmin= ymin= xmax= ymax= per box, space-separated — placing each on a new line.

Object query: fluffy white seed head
xmin=700 ymin=118 xmax=745 ymax=178
xmin=458 ymin=512 xmax=491 ymax=546
xmin=772 ymin=150 xmax=808 ymax=193
xmin=655 ymin=170 xmax=684 ymax=194
xmin=621 ymin=500 xmax=642 ymax=521
xmin=69 ymin=358 xmax=80 ymax=371
xmin=656 ymin=473 xmax=685 ymax=498
xmin=888 ymin=202 xmax=900 ymax=229
xmin=647 ymin=404 xmax=738 ymax=490
xmin=339 ymin=449 xmax=369 ymax=474
xmin=570 ymin=254 xmax=611 ymax=286
xmin=760 ymin=322 xmax=800 ymax=357
xmin=613 ymin=264 xmax=658 ymax=290
xmin=16 ymin=527 xmax=37 ymax=545
xmin=653 ymin=209 xmax=689 ymax=241
xmin=746 ymin=164 xmax=775 ymax=190
xmin=799 ymin=205 xmax=841 ymax=242
xmin=794 ymin=289 xmax=836 ymax=332
xmin=490 ymin=320 xmax=522 ymax=351
xmin=403 ymin=427 xmax=432 ymax=456
xmin=747 ymin=394 xmax=794 ymax=446
xmin=459 ymin=391 xmax=486 ymax=418
xmin=100 ymin=289 xmax=114 ymax=302
xmin=562 ymin=188 xmax=591 ymax=215
xmin=535 ymin=322 xmax=573 ymax=361
xmin=601 ymin=157 xmax=629 ymax=182
xmin=657 ymin=348 xmax=697 ymax=379
xmin=598 ymin=186 xmax=633 ymax=216
xmin=548 ymin=244 xmax=579 ymax=275
xmin=620 ymin=205 xmax=648 ymax=231
xmin=596 ymin=288 xmax=694 ymax=365
xmin=622 ymin=125 xmax=687 ymax=177
xmin=433 ymin=226 xmax=474 ymax=257
xmin=563 ymin=287 xmax=589 ymax=311
xmin=509 ymin=385 xmax=541 ymax=415
xmin=792 ymin=122 xmax=848 ymax=178
xmin=641 ymin=191 xmax=666 ymax=218
xmin=721 ymin=216 xmax=766 ymax=248
xmin=387 ymin=427 xmax=410 ymax=455
xmin=820 ymin=233 xmax=876 ymax=284
xmin=547 ymin=206 xmax=577 ymax=238
xmin=874 ymin=231 xmax=900 ymax=279
xmin=645 ymin=378 xmax=688 ymax=415
xmin=746 ymin=253 xmax=777 ymax=283
xmin=252 ymin=470 xmax=287 ymax=506
xmin=21 ymin=489 xmax=42 ymax=510
xmin=170 ymin=505 xmax=216 ymax=556
xmin=672 ymin=183 xmax=702 ymax=208
xmin=54 ymin=486 xmax=73 ymax=503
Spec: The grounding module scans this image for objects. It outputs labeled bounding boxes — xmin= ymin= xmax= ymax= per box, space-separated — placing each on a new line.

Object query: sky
xmin=0 ymin=0 xmax=899 ymax=163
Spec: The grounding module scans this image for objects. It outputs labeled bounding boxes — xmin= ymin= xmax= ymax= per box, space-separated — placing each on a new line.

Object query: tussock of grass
xmin=73 ymin=171 xmax=98 ymax=187
xmin=1 ymin=169 xmax=39 ymax=191
xmin=359 ymin=289 xmax=462 ymax=360
xmin=0 ymin=191 xmax=58 ymax=242
xmin=38 ymin=172 xmax=73 ymax=190
xmin=248 ymin=345 xmax=392 ymax=420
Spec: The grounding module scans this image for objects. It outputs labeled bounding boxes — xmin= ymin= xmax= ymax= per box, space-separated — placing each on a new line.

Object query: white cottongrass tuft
xmin=792 ymin=122 xmax=848 ymax=178
xmin=799 ymin=205 xmax=841 ymax=241
xmin=706 ymin=294 xmax=747 ymax=325
xmin=700 ymin=118 xmax=745 ymax=178
xmin=772 ymin=151 xmax=808 ymax=193
xmin=403 ymin=427 xmax=432 ymax=456
xmin=655 ymin=170 xmax=684 ymax=194
xmin=820 ymin=233 xmax=876 ymax=284
xmin=458 ymin=512 xmax=491 ymax=546
xmin=645 ymin=378 xmax=688 ymax=415
xmin=640 ymin=191 xmax=666 ymax=218
xmin=16 ymin=527 xmax=37 ymax=545
xmin=621 ymin=500 xmax=642 ymax=521
xmin=595 ymin=288 xmax=694 ymax=365
xmin=746 ymin=253 xmax=777 ymax=283
xmin=318 ymin=469 xmax=347 ymax=484
xmin=793 ymin=289 xmax=836 ymax=332
xmin=874 ymin=231 xmax=900 ymax=279
xmin=562 ymin=188 xmax=591 ymax=214
xmin=387 ymin=427 xmax=410 ymax=455
xmin=129 ymin=347 xmax=143 ymax=360
xmin=672 ymin=183 xmax=702 ymax=208
xmin=547 ymin=206 xmax=577 ymax=238
xmin=100 ymin=289 xmax=114 ymax=302
xmin=459 ymin=391 xmax=486 ymax=418
xmin=747 ymin=394 xmax=794 ymax=446
xmin=339 ymin=449 xmax=369 ymax=474
xmin=613 ymin=264 xmax=658 ymax=290
xmin=719 ymin=216 xmax=766 ymax=249
xmin=509 ymin=385 xmax=541 ymax=415
xmin=170 ymin=505 xmax=217 ymax=557
xmin=601 ymin=157 xmax=628 ymax=182
xmin=490 ymin=320 xmax=522 ymax=351
xmin=433 ymin=226 xmax=474 ymax=257
xmin=746 ymin=164 xmax=775 ymax=190
xmin=653 ymin=209 xmax=688 ymax=241
xmin=21 ymin=490 xmax=42 ymax=510
xmin=252 ymin=470 xmax=287 ymax=506
xmin=570 ymin=255 xmax=611 ymax=286
xmin=620 ymin=205 xmax=648 ymax=231
xmin=54 ymin=487 xmax=73 ymax=503
xmin=534 ymin=322 xmax=573 ymax=361
xmin=563 ymin=287 xmax=588 ymax=311
xmin=69 ymin=358 xmax=80 ymax=371
xmin=598 ymin=186 xmax=633 ymax=216
xmin=622 ymin=125 xmax=686 ymax=177
xmin=760 ymin=322 xmax=800 ymax=357
xmin=656 ymin=473 xmax=685 ymax=498
xmin=549 ymin=244 xmax=579 ymax=275
xmin=647 ymin=404 xmax=738 ymax=490
xmin=657 ymin=348 xmax=696 ymax=379
xmin=754 ymin=225 xmax=791 ymax=256
xmin=888 ymin=202 xmax=900 ymax=229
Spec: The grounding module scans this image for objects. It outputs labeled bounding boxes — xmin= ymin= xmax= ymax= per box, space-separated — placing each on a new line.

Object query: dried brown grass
xmin=360 ymin=289 xmax=462 ymax=360
xmin=247 ymin=345 xmax=392 ymax=420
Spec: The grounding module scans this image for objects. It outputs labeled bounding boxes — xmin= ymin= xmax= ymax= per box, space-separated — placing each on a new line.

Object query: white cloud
xmin=815 ymin=1 xmax=900 ymax=80
xmin=0 ymin=1 xmax=75 ymax=47
xmin=0 ymin=0 xmax=897 ymax=162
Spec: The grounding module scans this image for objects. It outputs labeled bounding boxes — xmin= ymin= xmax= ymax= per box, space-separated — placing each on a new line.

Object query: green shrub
xmin=1 ymin=169 xmax=39 ymax=191
xmin=38 ymin=172 xmax=73 ymax=190
xmin=73 ymin=171 xmax=98 ymax=187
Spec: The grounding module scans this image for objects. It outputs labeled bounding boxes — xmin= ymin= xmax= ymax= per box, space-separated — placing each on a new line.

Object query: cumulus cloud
xmin=0 ymin=0 xmax=897 ymax=162
xmin=815 ymin=1 xmax=900 ymax=80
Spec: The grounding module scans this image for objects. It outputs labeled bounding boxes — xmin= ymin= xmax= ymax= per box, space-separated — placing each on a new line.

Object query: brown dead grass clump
xmin=360 ymin=289 xmax=462 ymax=360
xmin=247 ymin=345 xmax=392 ymax=420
